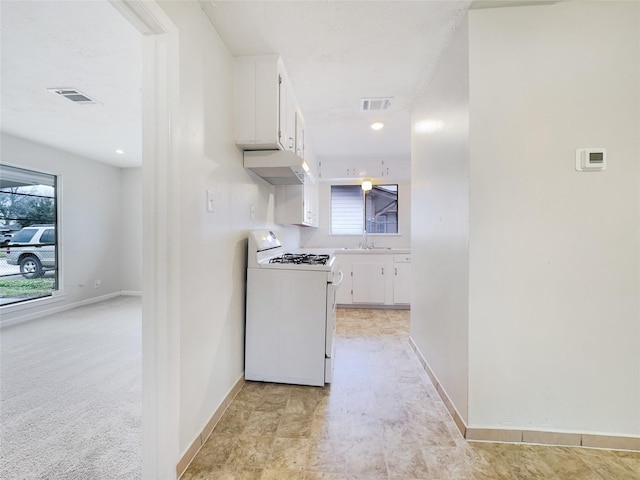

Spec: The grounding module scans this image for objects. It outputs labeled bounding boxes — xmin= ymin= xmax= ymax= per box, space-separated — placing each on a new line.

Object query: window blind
xmin=330 ymin=185 xmax=363 ymax=234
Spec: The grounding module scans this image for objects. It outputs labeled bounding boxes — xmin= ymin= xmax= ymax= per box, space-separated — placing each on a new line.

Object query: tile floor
xmin=182 ymin=308 xmax=640 ymax=480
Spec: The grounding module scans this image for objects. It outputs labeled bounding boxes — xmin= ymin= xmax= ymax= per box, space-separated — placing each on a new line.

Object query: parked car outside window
xmin=0 ymin=232 xmax=13 ymax=247
xmin=6 ymin=225 xmax=56 ymax=279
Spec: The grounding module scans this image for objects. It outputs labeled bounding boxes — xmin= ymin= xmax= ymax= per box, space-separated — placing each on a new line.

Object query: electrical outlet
xmin=94 ymin=279 xmax=101 ymax=288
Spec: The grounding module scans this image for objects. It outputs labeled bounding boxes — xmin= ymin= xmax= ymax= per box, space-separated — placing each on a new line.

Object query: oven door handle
xmin=333 ymin=270 xmax=344 ymax=287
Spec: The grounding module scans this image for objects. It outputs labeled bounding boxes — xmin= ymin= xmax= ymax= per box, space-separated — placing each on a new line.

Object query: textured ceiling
xmin=0 ymin=0 xmax=142 ymax=168
xmin=0 ymin=0 xmax=471 ymax=168
xmin=201 ymin=0 xmax=470 ymax=159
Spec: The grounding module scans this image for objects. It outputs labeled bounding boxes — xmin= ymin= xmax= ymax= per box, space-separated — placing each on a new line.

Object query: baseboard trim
xmin=408 ymin=336 xmax=467 ymax=437
xmin=407 ymin=336 xmax=640 ymax=452
xmin=176 ymin=375 xmax=245 ymax=478
xmin=337 ymin=304 xmax=410 ymax=310
xmin=120 ymin=290 xmax=142 ymax=296
xmin=465 ymin=429 xmax=640 ymax=452
xmin=0 ymin=291 xmax=122 ymax=328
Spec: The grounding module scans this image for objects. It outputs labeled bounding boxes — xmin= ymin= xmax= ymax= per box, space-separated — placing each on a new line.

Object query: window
xmin=0 ymin=164 xmax=58 ymax=306
xmin=40 ymin=229 xmax=55 ymax=244
xmin=331 ymin=184 xmax=398 ymax=235
xmin=10 ymin=228 xmax=37 ymax=243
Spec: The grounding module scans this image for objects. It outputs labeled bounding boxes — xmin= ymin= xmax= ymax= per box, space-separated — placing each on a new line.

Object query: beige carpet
xmin=1 ymin=296 xmax=142 ymax=479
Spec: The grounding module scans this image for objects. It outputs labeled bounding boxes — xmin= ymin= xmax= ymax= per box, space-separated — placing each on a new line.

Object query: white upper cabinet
xmin=319 ymin=158 xmax=368 ymax=179
xmin=275 ymin=175 xmax=319 ymax=227
xmin=295 ymin=109 xmax=305 ymax=161
xmin=275 ymin=141 xmax=318 ymax=227
xmin=318 ymin=156 xmax=410 ymax=180
xmin=380 ymin=158 xmax=411 ymax=178
xmin=235 ymin=55 xmax=320 ymax=227
xmin=234 ymin=55 xmax=297 ymax=154
xmin=279 ymin=73 xmax=296 ymax=152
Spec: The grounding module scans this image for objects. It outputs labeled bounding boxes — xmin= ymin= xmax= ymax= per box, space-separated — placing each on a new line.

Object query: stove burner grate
xmin=269 ymin=253 xmax=330 ymax=265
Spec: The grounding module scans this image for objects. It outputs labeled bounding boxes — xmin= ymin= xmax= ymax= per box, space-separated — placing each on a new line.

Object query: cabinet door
xmin=393 ymin=263 xmax=411 ymax=304
xmin=306 ymin=145 xmax=318 ymax=178
xmin=335 ymin=264 xmax=353 ymax=304
xmin=352 ymin=263 xmax=385 ymax=304
xmin=295 ymin=110 xmax=305 ymax=160
xmin=380 ymin=158 xmax=411 ymax=178
xmin=275 ymin=177 xmax=318 ymax=227
xmin=303 ymin=175 xmax=312 ymax=225
xmin=235 ymin=58 xmax=280 ymax=149
xmin=278 ymin=72 xmax=295 ymax=152
xmin=275 ymin=184 xmax=304 ymax=226
xmin=318 ymin=159 xmax=365 ymax=179
xmin=319 ymin=160 xmax=349 ymax=179
xmin=303 ymin=175 xmax=319 ymax=227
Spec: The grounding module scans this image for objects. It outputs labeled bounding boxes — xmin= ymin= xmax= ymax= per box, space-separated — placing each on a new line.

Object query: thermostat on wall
xmin=576 ymin=148 xmax=606 ymax=172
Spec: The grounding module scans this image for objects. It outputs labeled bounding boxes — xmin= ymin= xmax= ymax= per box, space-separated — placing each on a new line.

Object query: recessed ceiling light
xmin=115 ymin=149 xmax=124 ymax=155
xmin=371 ymin=122 xmax=384 ymax=131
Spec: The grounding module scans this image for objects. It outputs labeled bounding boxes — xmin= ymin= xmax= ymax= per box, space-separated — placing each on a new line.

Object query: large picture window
xmin=331 ymin=184 xmax=398 ymax=235
xmin=0 ymin=165 xmax=58 ymax=306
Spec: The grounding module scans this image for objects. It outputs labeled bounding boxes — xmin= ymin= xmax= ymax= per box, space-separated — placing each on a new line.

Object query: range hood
xmin=244 ymin=150 xmax=307 ymax=185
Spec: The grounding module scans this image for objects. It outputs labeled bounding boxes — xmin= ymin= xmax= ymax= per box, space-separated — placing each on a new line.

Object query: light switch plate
xmin=207 ymin=190 xmax=215 ymax=212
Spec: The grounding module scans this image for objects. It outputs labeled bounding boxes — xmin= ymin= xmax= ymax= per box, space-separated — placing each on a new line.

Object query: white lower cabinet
xmin=335 ymin=252 xmax=410 ymax=306
xmin=352 ymin=263 xmax=385 ymax=304
xmin=393 ymin=256 xmax=411 ymax=305
xmin=335 ymin=265 xmax=353 ymax=304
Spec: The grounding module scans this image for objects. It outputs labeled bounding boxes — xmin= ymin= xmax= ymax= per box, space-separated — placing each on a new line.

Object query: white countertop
xmin=334 ymin=247 xmax=411 ymax=255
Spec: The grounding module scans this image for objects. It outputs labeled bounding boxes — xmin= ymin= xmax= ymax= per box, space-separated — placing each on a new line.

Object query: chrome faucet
xmin=360 ymin=230 xmax=373 ymax=249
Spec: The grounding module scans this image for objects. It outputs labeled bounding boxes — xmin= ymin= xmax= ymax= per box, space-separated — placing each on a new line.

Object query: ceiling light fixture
xmin=371 ymin=122 xmax=384 ymax=131
xmin=115 ymin=149 xmax=124 ymax=155
xmin=361 ymin=180 xmax=372 ymax=192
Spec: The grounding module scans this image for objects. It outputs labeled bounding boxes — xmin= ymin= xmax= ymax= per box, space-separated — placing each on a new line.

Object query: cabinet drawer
xmin=393 ymin=254 xmax=411 ymax=263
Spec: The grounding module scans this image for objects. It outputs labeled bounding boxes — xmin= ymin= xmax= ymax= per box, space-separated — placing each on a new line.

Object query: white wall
xmin=155 ymin=1 xmax=300 ymax=460
xmin=120 ymin=167 xmax=142 ymax=293
xmin=410 ymin=16 xmax=470 ymax=424
xmin=0 ymin=133 xmax=129 ymax=324
xmin=301 ymin=178 xmax=411 ymax=249
xmin=467 ymin=1 xmax=639 ymax=436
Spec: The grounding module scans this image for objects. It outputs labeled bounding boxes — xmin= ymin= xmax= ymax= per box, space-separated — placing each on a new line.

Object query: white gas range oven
xmin=245 ymin=230 xmax=343 ymax=387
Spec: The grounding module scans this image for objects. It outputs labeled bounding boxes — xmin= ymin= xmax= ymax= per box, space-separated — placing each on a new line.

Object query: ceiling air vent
xmin=48 ymin=88 xmax=98 ymax=105
xmin=360 ymin=97 xmax=392 ymax=112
